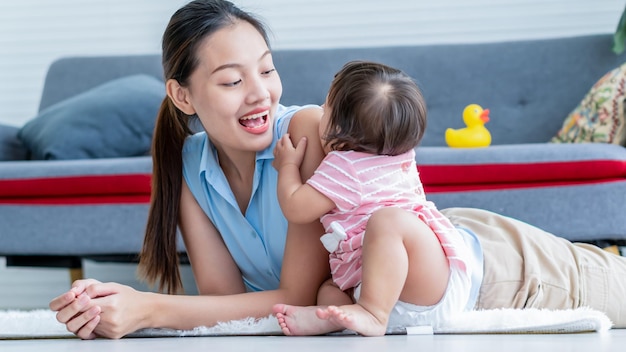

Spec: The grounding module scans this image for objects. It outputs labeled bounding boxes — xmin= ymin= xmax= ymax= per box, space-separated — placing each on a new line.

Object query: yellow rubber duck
xmin=445 ymin=104 xmax=491 ymax=148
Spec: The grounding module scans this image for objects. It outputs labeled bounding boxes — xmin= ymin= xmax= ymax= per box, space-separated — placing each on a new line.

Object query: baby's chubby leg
xmin=319 ymin=207 xmax=450 ymax=336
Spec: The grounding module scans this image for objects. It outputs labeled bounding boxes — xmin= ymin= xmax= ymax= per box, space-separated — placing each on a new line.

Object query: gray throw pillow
xmin=0 ymin=123 xmax=28 ymax=161
xmin=18 ymin=74 xmax=165 ymax=160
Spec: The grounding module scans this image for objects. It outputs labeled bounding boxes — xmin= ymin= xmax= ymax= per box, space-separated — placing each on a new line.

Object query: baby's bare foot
xmin=272 ymin=304 xmax=343 ymax=336
xmin=317 ymin=305 xmax=387 ymax=337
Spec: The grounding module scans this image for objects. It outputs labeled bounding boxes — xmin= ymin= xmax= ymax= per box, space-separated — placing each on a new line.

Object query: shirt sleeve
xmin=306 ymin=152 xmax=361 ymax=212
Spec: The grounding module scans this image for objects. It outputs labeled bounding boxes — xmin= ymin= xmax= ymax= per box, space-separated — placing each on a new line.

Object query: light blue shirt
xmin=182 ymin=104 xmax=314 ymax=292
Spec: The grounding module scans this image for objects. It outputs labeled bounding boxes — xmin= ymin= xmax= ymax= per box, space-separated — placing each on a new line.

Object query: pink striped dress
xmin=306 ymin=149 xmax=470 ymax=291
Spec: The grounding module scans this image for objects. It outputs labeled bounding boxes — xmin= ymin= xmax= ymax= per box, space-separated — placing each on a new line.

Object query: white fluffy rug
xmin=0 ymin=307 xmax=612 ymax=339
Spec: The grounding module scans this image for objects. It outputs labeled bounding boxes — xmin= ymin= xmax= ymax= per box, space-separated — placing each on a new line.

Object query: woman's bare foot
xmin=272 ymin=304 xmax=343 ymax=336
xmin=316 ymin=305 xmax=387 ymax=336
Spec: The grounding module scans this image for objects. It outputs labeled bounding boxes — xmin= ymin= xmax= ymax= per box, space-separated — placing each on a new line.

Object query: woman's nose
xmin=245 ymin=76 xmax=270 ymax=104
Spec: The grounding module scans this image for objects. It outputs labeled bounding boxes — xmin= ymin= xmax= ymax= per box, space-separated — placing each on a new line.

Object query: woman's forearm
xmin=146 ymin=288 xmax=297 ymax=330
xmin=147 ymin=221 xmax=329 ymax=330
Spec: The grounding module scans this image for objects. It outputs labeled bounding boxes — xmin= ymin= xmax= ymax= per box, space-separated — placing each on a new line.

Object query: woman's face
xmin=185 ymin=21 xmax=282 ymax=154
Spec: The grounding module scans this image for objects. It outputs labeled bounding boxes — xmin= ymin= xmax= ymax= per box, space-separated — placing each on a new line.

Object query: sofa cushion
xmin=550 ymin=63 xmax=626 ymax=145
xmin=0 ymin=124 xmax=28 ymax=161
xmin=18 ymin=74 xmax=165 ymax=160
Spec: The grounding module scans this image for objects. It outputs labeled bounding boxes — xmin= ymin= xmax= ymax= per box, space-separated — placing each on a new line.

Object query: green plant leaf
xmin=613 ymin=5 xmax=626 ymax=54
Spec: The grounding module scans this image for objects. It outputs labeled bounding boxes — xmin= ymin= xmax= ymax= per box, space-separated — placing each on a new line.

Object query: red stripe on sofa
xmin=0 ymin=174 xmax=151 ymax=198
xmin=418 ymin=159 xmax=626 ymax=186
xmin=3 ymin=178 xmax=622 ymax=204
xmin=2 ymin=160 xmax=625 ymax=204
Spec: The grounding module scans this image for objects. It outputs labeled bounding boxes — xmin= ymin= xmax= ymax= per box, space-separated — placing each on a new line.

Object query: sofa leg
xmin=603 ymin=245 xmax=622 ymax=256
xmin=69 ymin=267 xmax=84 ymax=283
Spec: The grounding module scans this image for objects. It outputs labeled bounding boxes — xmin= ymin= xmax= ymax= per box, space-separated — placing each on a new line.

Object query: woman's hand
xmin=50 ymin=279 xmax=150 ymax=339
xmin=49 ymin=279 xmax=103 ymax=340
xmin=273 ymin=133 xmax=307 ymax=171
xmin=85 ymin=282 xmax=150 ymax=339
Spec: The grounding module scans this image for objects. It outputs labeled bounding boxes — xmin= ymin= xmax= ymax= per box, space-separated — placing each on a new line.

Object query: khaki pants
xmin=441 ymin=207 xmax=626 ymax=328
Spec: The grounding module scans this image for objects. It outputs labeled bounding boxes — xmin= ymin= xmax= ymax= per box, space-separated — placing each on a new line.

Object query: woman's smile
xmin=239 ymin=109 xmax=270 ymax=134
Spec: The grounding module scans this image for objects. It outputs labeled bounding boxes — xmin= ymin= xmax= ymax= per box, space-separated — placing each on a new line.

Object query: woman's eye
xmin=262 ymin=68 xmax=276 ymax=75
xmin=222 ymin=79 xmax=242 ymax=87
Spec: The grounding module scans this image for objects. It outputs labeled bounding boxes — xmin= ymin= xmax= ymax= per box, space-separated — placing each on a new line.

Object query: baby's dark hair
xmin=324 ymin=60 xmax=427 ymax=155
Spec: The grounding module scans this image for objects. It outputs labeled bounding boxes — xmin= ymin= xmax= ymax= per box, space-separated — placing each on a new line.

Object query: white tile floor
xmin=2 ymin=330 xmax=626 ymax=352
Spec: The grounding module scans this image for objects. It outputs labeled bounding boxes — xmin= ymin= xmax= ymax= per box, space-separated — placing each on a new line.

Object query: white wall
xmin=0 ymin=0 xmax=623 ymax=127
xmin=0 ymin=0 xmax=188 ymax=128
xmin=244 ymin=0 xmax=624 ymax=48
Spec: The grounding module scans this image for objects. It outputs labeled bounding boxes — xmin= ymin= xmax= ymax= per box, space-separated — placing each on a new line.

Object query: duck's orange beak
xmin=480 ymin=109 xmax=490 ymax=123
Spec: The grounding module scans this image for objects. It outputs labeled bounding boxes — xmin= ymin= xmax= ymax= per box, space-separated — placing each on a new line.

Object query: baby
xmin=272 ymin=60 xmax=477 ymax=336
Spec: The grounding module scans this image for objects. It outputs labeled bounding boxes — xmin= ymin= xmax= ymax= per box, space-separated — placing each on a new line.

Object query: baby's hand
xmin=273 ymin=134 xmax=307 ymax=171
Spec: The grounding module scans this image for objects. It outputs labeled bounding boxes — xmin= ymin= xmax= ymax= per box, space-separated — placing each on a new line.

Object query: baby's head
xmin=321 ymin=60 xmax=427 ymax=156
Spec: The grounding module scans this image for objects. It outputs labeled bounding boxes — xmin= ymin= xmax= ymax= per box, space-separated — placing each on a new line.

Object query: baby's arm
xmin=273 ymin=134 xmax=334 ymax=223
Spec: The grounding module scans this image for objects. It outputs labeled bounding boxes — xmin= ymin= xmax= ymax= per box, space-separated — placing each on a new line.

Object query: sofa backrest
xmin=41 ymin=34 xmax=626 ymax=147
xmin=39 ymin=54 xmax=164 ymax=112
xmin=275 ymin=34 xmax=626 ymax=146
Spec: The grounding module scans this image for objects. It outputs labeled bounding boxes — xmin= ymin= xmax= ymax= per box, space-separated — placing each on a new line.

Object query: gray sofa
xmin=1 ymin=34 xmax=626 ymax=275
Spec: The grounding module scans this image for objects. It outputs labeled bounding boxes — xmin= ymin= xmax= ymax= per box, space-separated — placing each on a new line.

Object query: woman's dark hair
xmin=138 ymin=0 xmax=269 ymax=294
xmin=324 ymin=60 xmax=427 ymax=156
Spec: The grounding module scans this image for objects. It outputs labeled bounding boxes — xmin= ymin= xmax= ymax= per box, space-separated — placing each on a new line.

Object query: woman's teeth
xmin=239 ymin=112 xmax=267 ymax=128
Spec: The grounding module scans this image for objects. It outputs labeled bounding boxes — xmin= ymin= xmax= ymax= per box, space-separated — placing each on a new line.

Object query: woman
xmin=49 ymin=0 xmax=329 ymax=339
xmin=50 ymin=0 xmax=626 ymax=339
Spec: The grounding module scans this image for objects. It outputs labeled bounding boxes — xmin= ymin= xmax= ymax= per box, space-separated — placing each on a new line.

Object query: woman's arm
xmin=289 ymin=107 xmax=326 ymax=181
xmin=48 ymin=180 xmax=250 ymax=339
xmin=160 ymin=107 xmax=331 ymax=320
xmin=143 ymin=107 xmax=330 ymax=331
xmin=274 ymin=106 xmax=330 ymax=302
xmin=179 ymin=179 xmax=246 ymax=295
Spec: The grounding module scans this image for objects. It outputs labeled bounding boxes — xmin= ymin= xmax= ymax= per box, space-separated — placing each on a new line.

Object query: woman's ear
xmin=166 ymin=79 xmax=196 ymax=115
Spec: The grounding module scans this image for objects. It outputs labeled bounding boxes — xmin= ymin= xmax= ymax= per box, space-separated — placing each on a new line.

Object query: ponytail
xmin=138 ymin=97 xmax=191 ymax=294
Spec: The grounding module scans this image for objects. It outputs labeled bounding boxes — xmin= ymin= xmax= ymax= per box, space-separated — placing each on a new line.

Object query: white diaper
xmin=352 ymin=262 xmax=471 ymax=330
